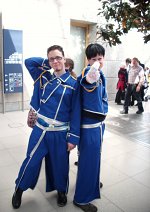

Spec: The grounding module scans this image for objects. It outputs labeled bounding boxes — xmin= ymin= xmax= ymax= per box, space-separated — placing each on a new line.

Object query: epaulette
xmin=81 ymin=67 xmax=86 ymax=78
xmin=34 ymin=69 xmax=49 ymax=89
xmin=70 ymin=75 xmax=77 ymax=80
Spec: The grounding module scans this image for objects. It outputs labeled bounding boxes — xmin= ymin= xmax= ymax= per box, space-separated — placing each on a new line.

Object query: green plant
xmin=97 ymin=0 xmax=150 ymax=46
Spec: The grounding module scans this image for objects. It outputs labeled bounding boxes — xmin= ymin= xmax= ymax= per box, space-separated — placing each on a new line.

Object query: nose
xmin=53 ymin=58 xmax=58 ymax=62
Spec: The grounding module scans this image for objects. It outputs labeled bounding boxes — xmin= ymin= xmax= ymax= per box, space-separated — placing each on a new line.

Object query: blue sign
xmin=3 ymin=29 xmax=23 ymax=93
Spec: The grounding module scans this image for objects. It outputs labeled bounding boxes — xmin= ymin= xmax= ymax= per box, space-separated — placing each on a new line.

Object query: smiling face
xmin=88 ymin=54 xmax=104 ymax=69
xmin=85 ymin=43 xmax=105 ymax=69
xmin=48 ymin=49 xmax=66 ymax=73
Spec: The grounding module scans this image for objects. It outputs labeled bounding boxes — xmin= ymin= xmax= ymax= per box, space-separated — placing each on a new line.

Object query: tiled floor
xmin=0 ymin=101 xmax=150 ymax=212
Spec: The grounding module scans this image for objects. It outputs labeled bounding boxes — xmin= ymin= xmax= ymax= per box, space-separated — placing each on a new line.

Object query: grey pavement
xmin=0 ymin=101 xmax=150 ymax=212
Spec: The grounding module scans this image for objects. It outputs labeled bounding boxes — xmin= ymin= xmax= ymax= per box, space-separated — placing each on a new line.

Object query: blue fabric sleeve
xmin=25 ymin=57 xmax=50 ymax=81
xmin=67 ymin=79 xmax=81 ymax=145
xmin=80 ymin=66 xmax=97 ymax=89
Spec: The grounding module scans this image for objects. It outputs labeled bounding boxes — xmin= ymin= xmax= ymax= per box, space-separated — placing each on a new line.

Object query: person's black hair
xmin=47 ymin=45 xmax=65 ymax=56
xmin=125 ymin=58 xmax=131 ymax=64
xmin=85 ymin=43 xmax=105 ymax=60
xmin=139 ymin=62 xmax=145 ymax=69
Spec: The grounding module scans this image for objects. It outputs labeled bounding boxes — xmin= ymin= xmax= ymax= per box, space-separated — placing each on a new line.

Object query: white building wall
xmin=0 ymin=0 xmax=99 ymax=112
xmin=0 ymin=0 xmax=149 ymax=111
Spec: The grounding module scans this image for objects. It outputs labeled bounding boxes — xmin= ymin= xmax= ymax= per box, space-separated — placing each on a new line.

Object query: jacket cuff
xmin=81 ymin=76 xmax=97 ymax=89
xmin=67 ymin=133 xmax=80 ymax=146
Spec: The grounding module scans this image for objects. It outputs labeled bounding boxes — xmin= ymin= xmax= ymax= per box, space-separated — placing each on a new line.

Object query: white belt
xmin=81 ymin=122 xmax=103 ymax=129
xmin=36 ymin=122 xmax=69 ymax=131
xmin=38 ymin=113 xmax=67 ymax=126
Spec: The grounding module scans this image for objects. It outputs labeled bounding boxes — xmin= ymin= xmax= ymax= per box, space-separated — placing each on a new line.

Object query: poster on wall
xmin=3 ymin=29 xmax=23 ymax=93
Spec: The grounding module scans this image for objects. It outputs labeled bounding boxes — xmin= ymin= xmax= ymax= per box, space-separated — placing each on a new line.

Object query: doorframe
xmin=70 ymin=21 xmax=89 ymax=66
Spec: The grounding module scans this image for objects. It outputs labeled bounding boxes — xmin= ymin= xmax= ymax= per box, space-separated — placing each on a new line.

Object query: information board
xmin=3 ymin=29 xmax=23 ymax=93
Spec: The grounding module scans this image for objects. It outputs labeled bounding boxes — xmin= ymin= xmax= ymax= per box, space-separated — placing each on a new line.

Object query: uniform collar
xmin=51 ymin=70 xmax=71 ymax=82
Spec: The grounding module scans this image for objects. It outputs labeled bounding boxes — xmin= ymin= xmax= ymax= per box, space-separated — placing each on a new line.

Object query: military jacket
xmin=25 ymin=57 xmax=80 ymax=145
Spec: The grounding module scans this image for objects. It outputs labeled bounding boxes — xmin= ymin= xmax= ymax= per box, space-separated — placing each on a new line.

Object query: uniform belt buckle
xmin=50 ymin=124 xmax=54 ymax=128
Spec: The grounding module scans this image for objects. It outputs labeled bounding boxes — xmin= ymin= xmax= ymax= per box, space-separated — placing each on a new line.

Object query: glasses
xmin=49 ymin=56 xmax=63 ymax=63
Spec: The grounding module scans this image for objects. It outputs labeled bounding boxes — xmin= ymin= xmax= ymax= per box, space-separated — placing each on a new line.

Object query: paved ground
xmin=0 ymin=100 xmax=150 ymax=212
xmin=106 ymin=102 xmax=150 ymax=146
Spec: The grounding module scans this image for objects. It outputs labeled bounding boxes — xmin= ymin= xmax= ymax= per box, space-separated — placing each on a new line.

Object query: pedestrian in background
xmin=120 ymin=57 xmax=144 ymax=114
xmin=115 ymin=63 xmax=128 ymax=105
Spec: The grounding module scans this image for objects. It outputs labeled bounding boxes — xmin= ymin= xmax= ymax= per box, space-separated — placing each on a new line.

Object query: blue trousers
xmin=74 ymin=123 xmax=105 ymax=204
xmin=15 ymin=125 xmax=69 ymax=193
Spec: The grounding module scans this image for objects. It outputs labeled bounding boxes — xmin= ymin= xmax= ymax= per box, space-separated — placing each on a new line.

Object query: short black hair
xmin=125 ymin=58 xmax=131 ymax=64
xmin=85 ymin=43 xmax=105 ymax=60
xmin=139 ymin=62 xmax=145 ymax=69
xmin=47 ymin=45 xmax=65 ymax=56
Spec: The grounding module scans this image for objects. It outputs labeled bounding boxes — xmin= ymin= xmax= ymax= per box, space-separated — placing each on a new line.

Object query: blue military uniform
xmin=27 ymin=57 xmax=51 ymax=111
xmin=74 ymin=65 xmax=108 ymax=204
xmin=15 ymin=57 xmax=80 ymax=193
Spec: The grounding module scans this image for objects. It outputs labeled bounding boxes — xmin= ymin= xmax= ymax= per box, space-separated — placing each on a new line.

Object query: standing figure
xmin=12 ymin=45 xmax=80 ymax=209
xmin=125 ymin=58 xmax=131 ymax=73
xmin=115 ymin=64 xmax=128 ymax=105
xmin=73 ymin=43 xmax=108 ymax=212
xmin=120 ymin=57 xmax=144 ymax=114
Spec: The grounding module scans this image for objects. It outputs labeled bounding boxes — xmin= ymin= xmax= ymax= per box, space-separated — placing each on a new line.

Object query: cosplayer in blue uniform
xmin=12 ymin=45 xmax=80 ymax=209
xmin=73 ymin=43 xmax=108 ymax=212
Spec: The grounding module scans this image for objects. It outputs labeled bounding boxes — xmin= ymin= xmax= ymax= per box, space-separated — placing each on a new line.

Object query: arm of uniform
xmin=67 ymin=79 xmax=81 ymax=146
xmin=24 ymin=57 xmax=50 ymax=81
xmin=25 ymin=57 xmax=51 ymax=113
xmin=100 ymin=71 xmax=109 ymax=106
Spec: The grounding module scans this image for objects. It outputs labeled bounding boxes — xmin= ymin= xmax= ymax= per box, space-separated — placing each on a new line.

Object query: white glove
xmin=86 ymin=61 xmax=100 ymax=84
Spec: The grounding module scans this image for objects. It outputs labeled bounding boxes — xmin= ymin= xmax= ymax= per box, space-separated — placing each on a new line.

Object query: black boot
xmin=74 ymin=161 xmax=78 ymax=166
xmin=12 ymin=188 xmax=23 ymax=209
xmin=120 ymin=106 xmax=128 ymax=114
xmin=136 ymin=102 xmax=144 ymax=114
xmin=136 ymin=110 xmax=144 ymax=114
xmin=100 ymin=182 xmax=103 ymax=188
xmin=120 ymin=109 xmax=128 ymax=114
xmin=57 ymin=191 xmax=67 ymax=207
xmin=73 ymin=201 xmax=98 ymax=212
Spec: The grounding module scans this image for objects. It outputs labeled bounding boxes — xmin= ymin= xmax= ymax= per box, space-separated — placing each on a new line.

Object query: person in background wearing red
xmin=115 ymin=64 xmax=128 ymax=105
